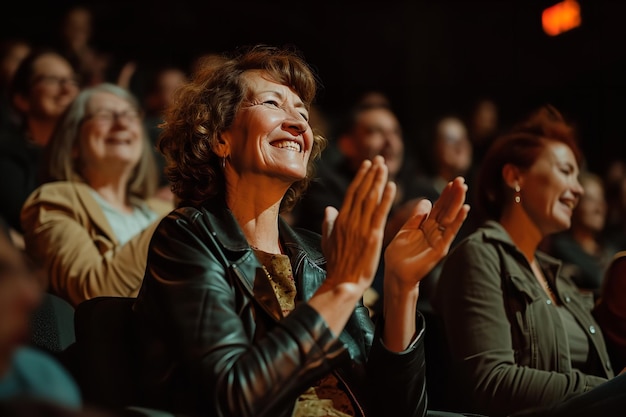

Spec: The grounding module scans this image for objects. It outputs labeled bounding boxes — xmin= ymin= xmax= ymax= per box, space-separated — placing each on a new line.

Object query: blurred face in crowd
xmin=513 ymin=140 xmax=584 ymax=236
xmin=434 ymin=117 xmax=472 ymax=179
xmin=220 ymin=71 xmax=314 ymax=185
xmin=346 ymin=107 xmax=404 ymax=179
xmin=76 ymin=91 xmax=144 ymax=180
xmin=0 ymin=231 xmax=41 ymax=375
xmin=471 ymin=99 xmax=498 ymax=144
xmin=62 ymin=6 xmax=93 ymax=51
xmin=145 ymin=68 xmax=187 ymax=114
xmin=15 ymin=52 xmax=79 ymax=122
xmin=0 ymin=41 xmax=31 ymax=86
xmin=573 ymin=176 xmax=606 ymax=233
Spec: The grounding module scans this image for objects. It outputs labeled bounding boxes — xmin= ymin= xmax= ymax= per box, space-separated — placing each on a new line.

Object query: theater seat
xmin=30 ymin=292 xmax=76 ymax=354
xmin=70 ymin=296 xmax=140 ymax=410
xmin=68 ymin=296 xmax=180 ymax=416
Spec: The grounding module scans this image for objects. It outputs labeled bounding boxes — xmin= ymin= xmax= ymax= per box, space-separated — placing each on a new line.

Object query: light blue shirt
xmin=0 ymin=347 xmax=81 ymax=408
xmin=89 ymin=190 xmax=158 ymax=246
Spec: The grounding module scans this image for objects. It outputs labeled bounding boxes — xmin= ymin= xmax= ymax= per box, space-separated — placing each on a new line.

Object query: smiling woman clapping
xmin=131 ymin=45 xmax=471 ymax=417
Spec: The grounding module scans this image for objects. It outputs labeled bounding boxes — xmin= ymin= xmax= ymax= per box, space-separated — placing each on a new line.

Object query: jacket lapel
xmin=72 ymin=182 xmax=119 ymax=245
xmin=202 ymin=201 xmax=284 ymax=321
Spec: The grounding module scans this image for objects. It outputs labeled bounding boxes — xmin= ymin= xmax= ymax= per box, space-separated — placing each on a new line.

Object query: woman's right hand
xmin=320 ymin=156 xmax=396 ymax=296
xmin=309 ymin=156 xmax=395 ymax=335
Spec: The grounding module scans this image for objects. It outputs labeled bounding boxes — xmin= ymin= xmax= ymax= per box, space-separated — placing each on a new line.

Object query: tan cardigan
xmin=21 ymin=181 xmax=173 ymax=307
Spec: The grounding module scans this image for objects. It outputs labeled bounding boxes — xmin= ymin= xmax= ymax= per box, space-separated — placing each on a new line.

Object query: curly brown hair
xmin=158 ymin=44 xmax=327 ymax=211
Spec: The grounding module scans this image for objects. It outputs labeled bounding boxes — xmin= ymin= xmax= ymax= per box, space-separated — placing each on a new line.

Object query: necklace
xmin=532 ymin=260 xmax=557 ymax=303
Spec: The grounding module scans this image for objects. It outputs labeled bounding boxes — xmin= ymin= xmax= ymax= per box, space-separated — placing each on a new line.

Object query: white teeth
xmin=273 ymin=140 xmax=301 ymax=152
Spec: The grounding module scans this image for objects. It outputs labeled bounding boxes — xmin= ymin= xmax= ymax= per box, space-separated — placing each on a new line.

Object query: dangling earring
xmin=221 ymin=156 xmax=226 ymax=169
xmin=514 ymin=184 xmax=521 ymax=203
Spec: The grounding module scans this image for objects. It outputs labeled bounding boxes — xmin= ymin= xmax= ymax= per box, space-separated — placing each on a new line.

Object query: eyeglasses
xmin=33 ymin=75 xmax=80 ymax=88
xmin=83 ymin=109 xmax=142 ymax=125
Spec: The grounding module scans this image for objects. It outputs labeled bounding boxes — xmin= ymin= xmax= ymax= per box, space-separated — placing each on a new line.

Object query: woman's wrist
xmin=383 ymin=269 xmax=421 ymax=300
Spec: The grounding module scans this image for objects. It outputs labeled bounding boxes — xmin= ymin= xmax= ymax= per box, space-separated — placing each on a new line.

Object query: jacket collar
xmin=201 ymin=197 xmax=250 ymax=253
xmin=480 ymin=220 xmax=561 ymax=265
xmin=479 ymin=220 xmax=518 ymax=249
xmin=200 ymin=198 xmax=326 ymax=317
xmin=480 ymin=219 xmax=562 ymax=294
xmin=201 ymin=197 xmax=324 ymax=264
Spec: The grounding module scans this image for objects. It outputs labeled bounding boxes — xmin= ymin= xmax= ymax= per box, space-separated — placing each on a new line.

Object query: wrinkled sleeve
xmin=135 ymin=211 xmax=348 ymax=417
xmin=21 ymin=186 xmax=160 ymax=307
xmin=435 ymin=239 xmax=607 ymax=417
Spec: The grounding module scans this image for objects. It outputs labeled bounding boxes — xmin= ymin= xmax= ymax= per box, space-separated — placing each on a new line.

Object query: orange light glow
xmin=542 ymin=0 xmax=582 ymax=36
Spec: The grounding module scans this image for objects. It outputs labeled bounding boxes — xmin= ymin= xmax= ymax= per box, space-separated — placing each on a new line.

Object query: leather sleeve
xmin=366 ymin=313 xmax=428 ymax=417
xmin=135 ymin=210 xmax=348 ymax=417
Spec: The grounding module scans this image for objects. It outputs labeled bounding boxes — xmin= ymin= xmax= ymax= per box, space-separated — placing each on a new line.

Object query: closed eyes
xmin=259 ymin=100 xmax=309 ymax=122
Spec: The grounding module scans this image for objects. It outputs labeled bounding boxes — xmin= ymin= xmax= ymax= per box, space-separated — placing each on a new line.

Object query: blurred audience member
xmin=593 ymin=251 xmax=626 ymax=372
xmin=0 ymin=38 xmax=31 ymax=133
xmin=21 ymin=83 xmax=172 ymax=307
xmin=0 ymin=216 xmax=81 ymax=409
xmin=0 ymin=48 xmax=80 ymax=237
xmin=429 ymin=115 xmax=473 ymax=195
xmin=433 ymin=105 xmax=617 ymax=416
xmin=55 ymin=5 xmax=107 ymax=87
xmin=468 ymin=97 xmax=500 ymax=164
xmin=544 ymin=171 xmax=617 ymax=299
xmin=291 ymin=101 xmax=436 ymax=310
xmin=413 ymin=115 xmax=475 ymax=301
xmin=141 ymin=65 xmax=187 ymax=202
xmin=602 ymin=159 xmax=626 ymax=251
xmin=355 ymin=89 xmax=392 ymax=108
xmin=55 ymin=4 xmax=136 ymax=89
xmin=293 ymin=102 xmax=429 ymax=239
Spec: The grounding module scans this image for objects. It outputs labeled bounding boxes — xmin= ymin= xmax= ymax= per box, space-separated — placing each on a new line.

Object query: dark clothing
xmin=433 ymin=220 xmax=614 ymax=417
xmin=510 ymin=372 xmax=626 ymax=417
xmin=292 ymin=157 xmax=439 ymax=303
xmin=294 ymin=157 xmax=438 ymax=236
xmin=545 ymin=231 xmax=616 ymax=299
xmin=133 ymin=199 xmax=428 ymax=417
xmin=0 ymin=130 xmax=44 ymax=232
xmin=593 ymin=251 xmax=626 ymax=372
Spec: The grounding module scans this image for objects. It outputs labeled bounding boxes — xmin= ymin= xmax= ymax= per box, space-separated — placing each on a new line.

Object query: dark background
xmin=2 ymin=0 xmax=626 ymax=174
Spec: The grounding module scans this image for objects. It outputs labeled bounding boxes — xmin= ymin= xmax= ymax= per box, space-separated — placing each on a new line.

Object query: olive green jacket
xmin=433 ymin=220 xmax=614 ymax=417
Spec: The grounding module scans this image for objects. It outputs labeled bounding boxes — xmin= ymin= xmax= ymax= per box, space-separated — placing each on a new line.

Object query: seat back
xmin=30 ymin=292 xmax=76 ymax=353
xmin=70 ymin=296 xmax=141 ymax=410
xmin=422 ymin=305 xmax=467 ymax=413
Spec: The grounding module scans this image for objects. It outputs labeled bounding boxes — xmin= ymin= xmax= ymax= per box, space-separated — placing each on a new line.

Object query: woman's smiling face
xmin=77 ymin=91 xmax=144 ymax=178
xmin=517 ymin=139 xmax=584 ymax=236
xmin=220 ymin=70 xmax=313 ymax=184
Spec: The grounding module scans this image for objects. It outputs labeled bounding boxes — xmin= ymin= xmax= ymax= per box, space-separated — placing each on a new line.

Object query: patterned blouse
xmin=253 ymin=248 xmax=356 ymax=417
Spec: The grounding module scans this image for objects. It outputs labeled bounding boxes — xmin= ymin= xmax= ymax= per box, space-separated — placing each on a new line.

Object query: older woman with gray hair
xmin=21 ymin=82 xmax=172 ymax=307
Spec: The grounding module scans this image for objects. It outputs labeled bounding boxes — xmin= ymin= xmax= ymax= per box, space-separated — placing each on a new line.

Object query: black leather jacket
xmin=133 ymin=200 xmax=428 ymax=417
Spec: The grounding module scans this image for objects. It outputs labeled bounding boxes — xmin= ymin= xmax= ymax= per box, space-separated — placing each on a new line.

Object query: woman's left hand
xmin=384 ymin=176 xmax=470 ymax=290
